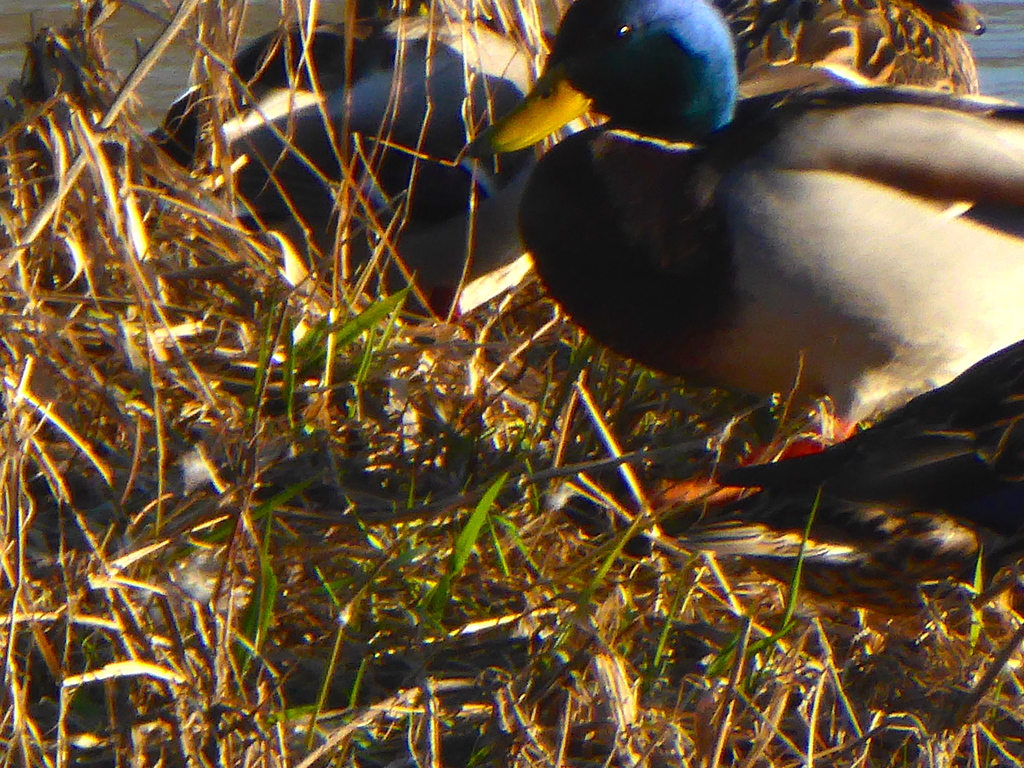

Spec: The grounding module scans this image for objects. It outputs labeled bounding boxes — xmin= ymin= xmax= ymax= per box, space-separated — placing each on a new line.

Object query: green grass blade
xmin=331 ymin=289 xmax=408 ymax=351
xmin=237 ymin=508 xmax=279 ymax=669
xmin=425 ymin=473 xmax=508 ymax=617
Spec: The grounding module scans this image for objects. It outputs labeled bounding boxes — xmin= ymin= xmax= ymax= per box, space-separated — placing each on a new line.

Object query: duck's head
xmin=471 ymin=0 xmax=737 ymax=152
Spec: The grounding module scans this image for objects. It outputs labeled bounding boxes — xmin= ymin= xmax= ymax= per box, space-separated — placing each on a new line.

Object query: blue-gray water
xmin=0 ymin=0 xmax=297 ymax=125
xmin=975 ymin=1 xmax=1024 ymax=101
xmin=1 ymin=0 xmax=1023 ymax=120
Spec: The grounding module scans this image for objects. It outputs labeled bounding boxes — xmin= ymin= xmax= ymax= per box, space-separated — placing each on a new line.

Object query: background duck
xmin=672 ymin=338 xmax=1024 ymax=614
xmin=719 ymin=0 xmax=983 ymax=96
xmin=153 ymin=14 xmax=535 ymax=317
xmin=473 ymin=0 xmax=1024 ymax=426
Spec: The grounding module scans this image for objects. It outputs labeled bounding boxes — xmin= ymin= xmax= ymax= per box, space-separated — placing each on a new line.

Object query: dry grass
xmin=0 ymin=1 xmax=1022 ymax=766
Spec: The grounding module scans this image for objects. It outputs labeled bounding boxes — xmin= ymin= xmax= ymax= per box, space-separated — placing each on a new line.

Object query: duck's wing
xmin=720 ymin=337 xmax=1024 ymax=536
xmin=678 ymin=491 xmax=992 ymax=613
xmin=722 ymin=89 xmax=1024 ymax=206
xmin=674 ymin=340 xmax=1024 ymax=612
xmin=715 ymin=0 xmax=981 ymax=95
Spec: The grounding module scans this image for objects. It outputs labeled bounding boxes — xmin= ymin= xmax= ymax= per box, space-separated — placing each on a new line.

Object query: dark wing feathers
xmin=675 ymin=341 xmax=1024 ymax=612
xmin=723 ymin=339 xmax=1024 ymax=515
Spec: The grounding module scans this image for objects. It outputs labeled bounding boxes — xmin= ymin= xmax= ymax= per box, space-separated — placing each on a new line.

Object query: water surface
xmin=974 ymin=0 xmax=1024 ymax=101
xmin=0 ymin=0 xmax=322 ymax=126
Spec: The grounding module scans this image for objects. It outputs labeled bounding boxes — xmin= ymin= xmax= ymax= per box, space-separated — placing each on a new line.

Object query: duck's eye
xmin=617 ymin=24 xmax=631 ymax=38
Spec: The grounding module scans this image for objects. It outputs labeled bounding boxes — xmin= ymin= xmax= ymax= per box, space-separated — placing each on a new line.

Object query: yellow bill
xmin=467 ymin=64 xmax=592 ymax=156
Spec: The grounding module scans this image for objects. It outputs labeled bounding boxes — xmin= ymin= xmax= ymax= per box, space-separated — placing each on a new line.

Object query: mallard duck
xmin=718 ymin=0 xmax=983 ymax=96
xmin=675 ymin=338 xmax=1024 ymax=614
xmin=471 ymin=0 xmax=1024 ymax=426
xmin=153 ymin=15 xmax=534 ymax=316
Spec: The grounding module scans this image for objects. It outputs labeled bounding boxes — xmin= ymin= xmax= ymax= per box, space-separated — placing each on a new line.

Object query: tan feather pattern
xmin=716 ymin=0 xmax=981 ymax=95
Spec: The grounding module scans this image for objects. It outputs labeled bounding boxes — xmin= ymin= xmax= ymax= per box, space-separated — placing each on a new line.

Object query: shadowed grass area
xmin=0 ymin=1 xmax=1022 ymax=766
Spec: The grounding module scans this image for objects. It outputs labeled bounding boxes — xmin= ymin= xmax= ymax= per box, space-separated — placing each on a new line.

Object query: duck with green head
xmin=153 ymin=15 xmax=535 ymax=317
xmin=472 ymin=0 xmax=1024 ymax=426
xmin=151 ymin=0 xmax=979 ymax=319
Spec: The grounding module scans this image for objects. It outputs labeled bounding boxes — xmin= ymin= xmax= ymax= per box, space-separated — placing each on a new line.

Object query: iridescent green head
xmin=471 ymin=0 xmax=739 ymax=153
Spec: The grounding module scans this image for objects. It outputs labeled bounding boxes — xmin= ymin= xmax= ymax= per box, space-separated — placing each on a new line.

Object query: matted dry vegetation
xmin=1 ymin=1 xmax=1023 ymax=766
